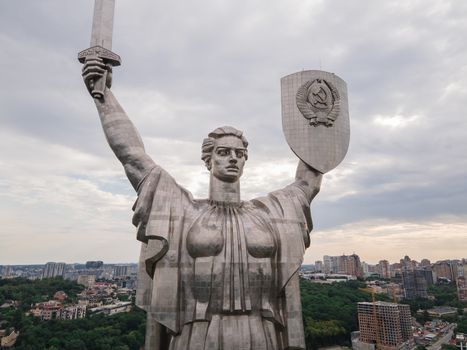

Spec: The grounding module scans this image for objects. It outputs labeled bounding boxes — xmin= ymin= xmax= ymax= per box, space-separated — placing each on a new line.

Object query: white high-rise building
xmin=323 ymin=255 xmax=332 ymax=274
xmin=42 ymin=262 xmax=66 ymax=279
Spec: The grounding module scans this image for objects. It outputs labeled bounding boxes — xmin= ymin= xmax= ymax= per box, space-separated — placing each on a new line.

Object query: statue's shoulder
xmin=137 ymin=165 xmax=194 ymax=200
xmin=248 ymin=183 xmax=310 ymax=221
xmin=247 ymin=186 xmax=291 ymax=212
xmin=251 ymin=183 xmax=306 ymax=203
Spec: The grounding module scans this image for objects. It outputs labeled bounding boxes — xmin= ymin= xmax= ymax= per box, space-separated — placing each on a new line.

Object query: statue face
xmin=211 ymin=135 xmax=246 ymax=182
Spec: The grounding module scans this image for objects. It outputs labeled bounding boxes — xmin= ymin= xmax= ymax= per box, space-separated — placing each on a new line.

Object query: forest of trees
xmin=1 ymin=277 xmax=466 ymax=349
xmin=2 ymin=278 xmax=379 ymax=350
xmin=0 ymin=278 xmax=145 ymax=350
xmin=399 ymin=282 xmax=467 ymax=332
xmin=400 ymin=283 xmax=464 ymax=313
xmin=12 ymin=311 xmax=146 ymax=350
xmin=0 ymin=277 xmax=84 ymax=309
xmin=300 ymin=279 xmax=392 ymax=349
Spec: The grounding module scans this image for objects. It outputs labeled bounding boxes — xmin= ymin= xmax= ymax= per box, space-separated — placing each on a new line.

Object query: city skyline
xmin=1 ymin=253 xmax=465 ymax=267
xmin=1 ymin=1 xmax=467 ymax=264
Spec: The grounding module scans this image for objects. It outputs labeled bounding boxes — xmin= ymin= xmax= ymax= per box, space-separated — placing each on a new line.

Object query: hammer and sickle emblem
xmin=312 ymin=87 xmax=328 ymax=108
xmin=309 ymin=80 xmax=331 ymax=110
xmin=296 ymin=78 xmax=341 ymax=127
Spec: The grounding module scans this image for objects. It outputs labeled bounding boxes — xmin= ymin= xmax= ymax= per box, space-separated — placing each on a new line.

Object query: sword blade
xmin=90 ymin=0 xmax=115 ymax=50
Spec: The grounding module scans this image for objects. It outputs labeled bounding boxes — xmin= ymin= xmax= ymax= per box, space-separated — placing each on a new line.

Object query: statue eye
xmin=235 ymin=150 xmax=245 ymax=158
xmin=217 ymin=149 xmax=229 ymax=156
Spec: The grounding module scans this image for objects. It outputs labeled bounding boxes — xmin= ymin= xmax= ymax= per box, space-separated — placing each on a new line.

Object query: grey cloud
xmin=1 ymin=0 xmax=466 ymax=263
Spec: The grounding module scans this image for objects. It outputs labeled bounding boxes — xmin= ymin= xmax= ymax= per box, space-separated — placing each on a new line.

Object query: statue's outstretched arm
xmin=295 ymin=160 xmax=323 ymax=203
xmin=82 ymin=57 xmax=155 ymax=190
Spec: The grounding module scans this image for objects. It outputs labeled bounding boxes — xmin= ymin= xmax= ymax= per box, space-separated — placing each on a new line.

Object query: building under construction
xmin=401 ymin=269 xmax=433 ymax=299
xmin=458 ymin=276 xmax=467 ymax=302
xmin=356 ymin=301 xmax=412 ymax=350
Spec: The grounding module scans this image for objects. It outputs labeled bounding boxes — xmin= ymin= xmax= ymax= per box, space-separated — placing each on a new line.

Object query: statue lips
xmin=226 ymin=165 xmax=239 ymax=174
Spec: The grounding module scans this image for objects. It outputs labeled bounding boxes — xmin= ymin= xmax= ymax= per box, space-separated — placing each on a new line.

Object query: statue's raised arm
xmin=82 ymin=57 xmax=155 ymax=190
xmin=294 ymin=160 xmax=323 ymax=203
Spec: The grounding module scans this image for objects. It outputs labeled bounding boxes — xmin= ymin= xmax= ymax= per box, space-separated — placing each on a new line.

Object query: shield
xmin=281 ymin=70 xmax=350 ymax=173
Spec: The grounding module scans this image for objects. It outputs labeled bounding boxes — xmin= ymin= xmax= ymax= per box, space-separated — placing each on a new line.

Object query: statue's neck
xmin=209 ymin=174 xmax=241 ymax=204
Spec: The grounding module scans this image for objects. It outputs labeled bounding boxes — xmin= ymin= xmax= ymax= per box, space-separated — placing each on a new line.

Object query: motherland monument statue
xmin=79 ymin=1 xmax=349 ymax=349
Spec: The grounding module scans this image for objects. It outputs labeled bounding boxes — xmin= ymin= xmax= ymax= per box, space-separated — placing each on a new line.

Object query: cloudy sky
xmin=1 ymin=0 xmax=466 ymax=265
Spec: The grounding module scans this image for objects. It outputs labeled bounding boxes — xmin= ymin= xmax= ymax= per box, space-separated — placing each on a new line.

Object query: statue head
xmin=201 ymin=126 xmax=248 ymax=182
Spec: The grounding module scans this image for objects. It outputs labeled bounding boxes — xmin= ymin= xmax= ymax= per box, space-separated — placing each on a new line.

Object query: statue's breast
xmin=243 ymin=215 xmax=277 ymax=259
xmin=186 ymin=210 xmax=224 ymax=258
xmin=186 ymin=205 xmax=277 ymax=260
xmin=185 ymin=204 xmax=279 ymax=317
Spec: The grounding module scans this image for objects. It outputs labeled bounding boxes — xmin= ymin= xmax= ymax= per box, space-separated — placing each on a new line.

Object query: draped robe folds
xmin=133 ymin=165 xmax=313 ymax=350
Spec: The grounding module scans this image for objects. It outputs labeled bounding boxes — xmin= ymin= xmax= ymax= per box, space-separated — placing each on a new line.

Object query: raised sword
xmin=78 ymin=0 xmax=121 ymax=99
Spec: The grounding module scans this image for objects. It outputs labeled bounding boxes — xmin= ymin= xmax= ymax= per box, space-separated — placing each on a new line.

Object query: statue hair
xmin=201 ymin=126 xmax=248 ymax=170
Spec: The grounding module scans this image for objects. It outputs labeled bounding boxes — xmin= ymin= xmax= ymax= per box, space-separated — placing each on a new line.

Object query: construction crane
xmin=372 ymin=290 xmax=381 ymax=350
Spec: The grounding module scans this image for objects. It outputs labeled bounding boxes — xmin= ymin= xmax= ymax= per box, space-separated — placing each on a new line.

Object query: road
xmin=427 ymin=323 xmax=456 ymax=350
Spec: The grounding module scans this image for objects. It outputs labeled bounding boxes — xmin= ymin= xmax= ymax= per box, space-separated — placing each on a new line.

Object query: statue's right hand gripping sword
xmin=78 ymin=0 xmax=121 ymax=100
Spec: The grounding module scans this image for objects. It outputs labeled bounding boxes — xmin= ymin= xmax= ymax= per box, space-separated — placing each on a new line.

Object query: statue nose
xmin=229 ymin=151 xmax=238 ymax=162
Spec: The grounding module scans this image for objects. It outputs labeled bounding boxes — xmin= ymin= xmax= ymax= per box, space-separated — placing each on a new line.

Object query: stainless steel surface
xmin=281 ymin=70 xmax=350 ymax=173
xmin=90 ymin=0 xmax=115 ymax=49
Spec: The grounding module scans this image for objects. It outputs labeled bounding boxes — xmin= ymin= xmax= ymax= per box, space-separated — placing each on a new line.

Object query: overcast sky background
xmin=1 ymin=0 xmax=466 ymax=265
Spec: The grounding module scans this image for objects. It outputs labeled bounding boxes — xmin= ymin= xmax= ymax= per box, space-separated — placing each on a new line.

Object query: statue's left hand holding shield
xmin=81 ymin=57 xmax=156 ymax=190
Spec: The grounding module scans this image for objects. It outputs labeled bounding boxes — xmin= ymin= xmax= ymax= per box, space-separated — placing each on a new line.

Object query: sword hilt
xmin=78 ymin=45 xmax=121 ymax=66
xmin=78 ymin=46 xmax=121 ymax=99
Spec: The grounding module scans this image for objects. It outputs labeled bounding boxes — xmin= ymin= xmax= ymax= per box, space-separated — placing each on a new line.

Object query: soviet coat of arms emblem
xmin=281 ymin=70 xmax=350 ymax=173
xmin=296 ymin=79 xmax=340 ymax=127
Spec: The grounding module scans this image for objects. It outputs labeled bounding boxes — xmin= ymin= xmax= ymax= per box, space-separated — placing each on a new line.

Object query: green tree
xmin=400 ymin=296 xmax=435 ymax=313
xmin=428 ymin=283 xmax=458 ymax=307
xmin=415 ymin=310 xmax=432 ymax=324
xmin=305 ymin=318 xmax=347 ymax=349
xmin=441 ymin=344 xmax=457 ymax=350
xmin=1 ymin=278 xmax=146 ymax=350
xmin=456 ymin=316 xmax=467 ymax=333
xmin=300 ymin=279 xmax=385 ymax=348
